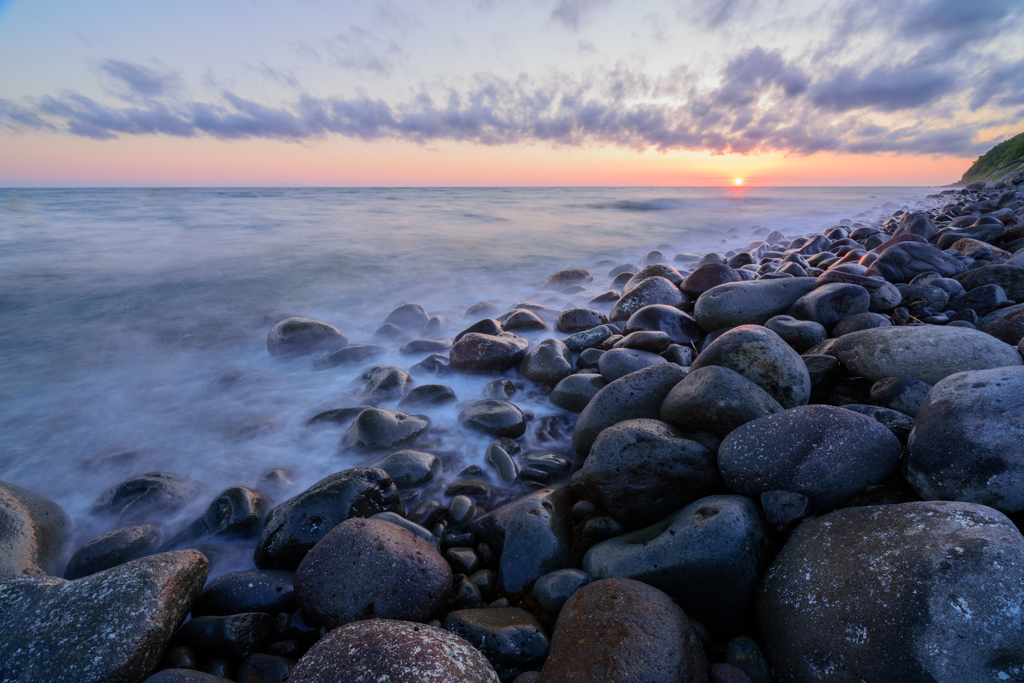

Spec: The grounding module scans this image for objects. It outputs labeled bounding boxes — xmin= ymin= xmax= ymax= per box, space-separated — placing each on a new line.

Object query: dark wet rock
xmin=940 ymin=222 xmax=1008 ymax=249
xmin=951 ymin=284 xmax=1009 ymax=314
xmin=254 ymin=467 xmax=402 ymax=569
xmin=760 ymin=490 xmax=810 ymax=526
xmin=891 ymin=211 xmax=936 ymax=240
xmin=65 ymin=523 xmax=162 ymax=580
xmin=443 ymin=608 xmax=549 ymax=682
xmin=192 ymin=569 xmax=295 ymax=618
xmin=397 ymin=384 xmax=457 ymax=410
xmin=384 ymin=303 xmax=431 ymax=333
xmin=906 ymin=366 xmax=1024 ymax=512
xmin=842 ymin=404 xmax=915 ymax=443
xmin=662 ymin=343 xmax=695 ymax=366
xmin=694 ymin=278 xmax=817 ymax=332
xmin=459 ymin=400 xmax=527 ymax=439
xmin=546 ymin=269 xmax=593 ymax=289
xmin=957 ymin=263 xmax=1024 ymax=301
xmin=499 ymin=309 xmax=548 ymax=332
xmin=832 ymin=325 xmax=1023 ymax=384
xmin=313 ymin=344 xmax=388 ymax=370
xmin=610 ymin=277 xmax=686 ymax=322
xmin=92 ymin=471 xmax=203 ymax=527
xmin=539 ymin=578 xmax=708 ymax=683
xmin=718 ymin=405 xmax=901 ymax=512
xmin=287 ymin=619 xmax=500 ymax=683
xmin=576 ymin=347 xmax=604 ymax=369
xmin=758 ymin=501 xmax=1024 ymax=683
xmin=690 ymin=324 xmax=811 ymax=409
xmin=608 ymin=262 xmax=636 ymax=277
xmin=549 ymin=373 xmax=606 ymax=413
xmin=339 ymin=409 xmax=431 ymax=452
xmin=520 ymin=338 xmax=573 ymax=384
xmin=661 ymin=366 xmax=783 ymax=436
xmin=0 ymin=481 xmax=72 ymax=580
xmin=624 ymin=304 xmax=703 ymax=344
xmin=0 ymin=550 xmax=208 ymax=683
xmin=446 ymin=478 xmax=491 ymax=501
xmin=373 ymin=512 xmax=441 ymax=552
xmin=831 ymin=311 xmax=891 ymax=337
xmin=869 ymin=232 xmax=929 ymax=254
xmin=176 ymin=612 xmax=275 ymax=659
xmin=580 ymin=516 xmax=627 ymax=550
xmin=410 ymin=353 xmax=452 ymax=376
xmin=869 ymin=376 xmax=931 ymax=417
xmin=764 ymin=315 xmax=827 ymax=352
xmin=482 ymin=379 xmax=518 ymax=400
xmin=984 ymin=307 xmax=1024 ymax=346
xmin=485 ymin=444 xmax=519 ymax=486
xmin=816 ymin=270 xmax=902 ymax=312
xmin=533 ymin=569 xmax=591 ymax=615
xmin=583 ymin=495 xmax=769 ymax=639
xmin=613 ymin=330 xmax=672 ymax=353
xmin=255 ymin=468 xmax=295 ymax=502
xmin=235 ymin=654 xmax=295 ymax=683
xmin=444 ymin=573 xmax=487 ymax=611
xmin=451 ymin=333 xmax=530 ymax=373
xmin=470 ymin=486 xmax=573 ymax=593
xmin=642 ymin=249 xmax=669 ymax=265
xmin=295 ymin=518 xmax=452 ymax=629
xmin=467 ymin=302 xmax=502 ymax=319
xmin=681 ymin=263 xmax=743 ymax=298
xmin=351 ymin=366 xmax=413 ymax=404
xmin=305 ymin=405 xmax=374 ymax=428
xmin=159 ymin=644 xmax=199 ymax=671
xmin=373 ymin=450 xmax=442 ymax=489
xmin=400 ymin=338 xmax=452 ymax=355
xmin=164 ymin=486 xmax=270 ymax=550
xmin=267 ymin=317 xmax=347 ymax=358
xmin=864 ymin=241 xmax=966 ymax=283
xmin=562 ymin=325 xmax=614 ymax=352
xmin=456 ymin=319 xmax=505 ymax=343
xmin=597 ymin=347 xmax=667 ymax=382
xmin=555 ymin=308 xmax=608 ymax=333
xmin=572 ymin=419 xmax=721 ymax=529
xmin=510 ymin=302 xmax=562 ymax=323
xmin=788 ymin=282 xmax=871 ymax=334
xmin=588 ymin=290 xmax=620 ymax=307
xmin=804 ymin=354 xmax=840 ymax=399
xmin=374 ymin=322 xmax=408 ymax=343
xmin=572 ymin=363 xmax=687 ymax=456
xmin=446 ymin=546 xmax=480 ymax=574
xmin=623 ymin=264 xmax=684 ymax=290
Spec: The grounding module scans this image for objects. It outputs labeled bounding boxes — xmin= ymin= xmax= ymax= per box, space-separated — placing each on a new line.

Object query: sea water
xmin=0 ymin=186 xmax=943 ymax=556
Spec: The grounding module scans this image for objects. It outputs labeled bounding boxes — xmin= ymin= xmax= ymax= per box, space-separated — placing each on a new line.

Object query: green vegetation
xmin=960 ymin=131 xmax=1024 ymax=184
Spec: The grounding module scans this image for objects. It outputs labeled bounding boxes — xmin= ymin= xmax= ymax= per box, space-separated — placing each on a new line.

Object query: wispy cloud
xmin=550 ymin=0 xmax=614 ymax=30
xmin=99 ymin=60 xmax=181 ymax=100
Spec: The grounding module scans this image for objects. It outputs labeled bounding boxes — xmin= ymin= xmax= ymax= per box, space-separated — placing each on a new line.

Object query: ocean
xmin=0 ymin=186 xmax=943 ymax=558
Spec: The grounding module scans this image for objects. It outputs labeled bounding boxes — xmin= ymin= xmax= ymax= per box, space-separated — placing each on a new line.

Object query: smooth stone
xmin=760 ymin=490 xmax=810 ymax=525
xmin=689 ymin=325 xmax=811 ymax=409
xmin=538 ymin=578 xmax=708 ymax=683
xmin=956 ymin=264 xmax=1024 ymax=301
xmin=287 ymin=619 xmax=499 ymax=683
xmin=458 ymin=400 xmax=527 ymax=438
xmin=533 ymin=568 xmax=592 ymax=615
xmin=555 ymin=308 xmax=608 ymax=333
xmin=373 ymin=450 xmax=442 ymax=489
xmin=482 ymin=379 xmax=517 ymax=399
xmin=295 ymin=518 xmax=452 ymax=629
xmin=313 ymin=344 xmax=389 ymax=371
xmin=450 ymin=333 xmax=530 ymax=373
xmin=661 ymin=366 xmax=783 ymax=436
xmin=831 ymin=311 xmax=891 ymax=337
xmin=267 ymin=317 xmax=346 ymax=357
xmin=192 ymin=569 xmax=295 ymax=617
xmin=470 ymin=486 xmax=574 ymax=593
xmin=681 ymin=263 xmax=743 ymax=298
xmin=576 ymin=347 xmax=604 ymax=369
xmin=788 ymin=282 xmax=871 ymax=334
xmin=372 ymin=512 xmax=441 ymax=553
xmin=869 ymin=376 xmax=931 ymax=417
xmin=815 ymin=270 xmax=902 ymax=312
xmin=545 ymin=269 xmax=593 ymax=289
xmin=623 ymin=264 xmax=684 ymax=290
xmin=254 ymin=467 xmax=403 ymax=569
xmin=613 ymin=330 xmax=672 ymax=353
xmin=758 ymin=502 xmax=1024 ymax=683
xmin=694 ymin=277 xmax=817 ymax=332
xmin=719 ymin=405 xmax=901 ymax=512
xmin=520 ymin=338 xmax=573 ymax=384
xmin=906 ymin=366 xmax=1024 ymax=512
xmin=562 ymin=325 xmax=614 ymax=352
xmin=65 ymin=523 xmax=162 ymax=580
xmin=175 ymin=612 xmax=275 ymax=659
xmin=0 ymin=550 xmax=208 ymax=683
xmin=662 ymin=343 xmax=695 ymax=366
xmin=864 ymin=241 xmax=966 ymax=283
xmin=609 ymin=277 xmax=686 ymax=322
xmin=832 ymin=325 xmax=1023 ymax=384
xmin=400 ymin=338 xmax=452 ymax=354
xmin=455 ymin=318 xmax=504 ymax=343
xmin=350 ymin=366 xmax=412 ymax=404
xmin=374 ymin=322 xmax=408 ymax=342
xmin=984 ymin=307 xmax=1024 ymax=346
xmin=571 ymin=363 xmax=688 ymax=456
xmin=951 ymin=284 xmax=1009 ymax=314
xmin=443 ymin=608 xmax=549 ymax=681
xmin=485 ymin=444 xmax=519 ymax=486
xmin=549 ymin=374 xmax=606 ymax=413
xmin=572 ymin=419 xmax=721 ymax=529
xmin=397 ymin=385 xmax=457 ymax=410
xmin=763 ymin=315 xmax=827 ymax=352
xmin=608 ymin=263 xmax=636 ymax=277
xmin=498 ymin=309 xmax=548 ymax=332
xmin=841 ymin=404 xmax=915 ymax=443
xmin=92 ymin=472 xmax=203 ymax=527
xmin=624 ymin=304 xmax=703 ymax=344
xmin=164 ymin=486 xmax=271 ymax=550
xmin=891 ymin=211 xmax=936 ymax=240
xmin=583 ymin=495 xmax=770 ymax=639
xmin=384 ymin=303 xmax=430 ymax=333
xmin=597 ymin=347 xmax=667 ymax=382
xmin=0 ymin=481 xmax=72 ymax=580
xmin=338 ymin=408 xmax=431 ymax=452
xmin=410 ymin=354 xmax=452 ymax=376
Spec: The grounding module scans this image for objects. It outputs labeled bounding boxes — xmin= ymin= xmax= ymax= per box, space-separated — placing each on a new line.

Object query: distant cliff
xmin=960 ymin=132 xmax=1024 ymax=185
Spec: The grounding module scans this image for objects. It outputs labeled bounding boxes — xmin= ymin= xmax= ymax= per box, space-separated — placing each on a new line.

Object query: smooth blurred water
xmin=0 ymin=186 xmax=942 ymax=550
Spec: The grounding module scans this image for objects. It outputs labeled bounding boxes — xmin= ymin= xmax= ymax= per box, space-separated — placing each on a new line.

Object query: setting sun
xmin=734 ymin=178 xmax=743 ymax=186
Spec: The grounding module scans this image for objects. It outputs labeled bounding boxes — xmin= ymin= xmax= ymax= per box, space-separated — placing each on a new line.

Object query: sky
xmin=0 ymin=0 xmax=1022 ymax=186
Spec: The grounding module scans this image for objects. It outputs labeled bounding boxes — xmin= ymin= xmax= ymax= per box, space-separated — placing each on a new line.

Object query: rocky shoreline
xmin=3 ymin=179 xmax=1024 ymax=682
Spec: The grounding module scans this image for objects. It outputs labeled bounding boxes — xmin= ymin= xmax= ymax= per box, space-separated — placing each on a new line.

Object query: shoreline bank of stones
xmin=3 ymin=179 xmax=1024 ymax=682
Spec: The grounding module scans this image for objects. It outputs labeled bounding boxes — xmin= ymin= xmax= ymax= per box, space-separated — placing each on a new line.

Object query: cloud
xmin=99 ymin=60 xmax=181 ymax=100
xmin=550 ymin=0 xmax=613 ymax=30
xmin=325 ymin=26 xmax=402 ymax=75
xmin=810 ymin=64 xmax=957 ymax=112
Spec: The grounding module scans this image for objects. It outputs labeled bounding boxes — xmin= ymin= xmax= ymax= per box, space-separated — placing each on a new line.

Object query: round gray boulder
xmin=520 ymin=338 xmax=572 ymax=384
xmin=694 ymin=278 xmax=816 ymax=332
xmin=549 ymin=373 xmax=606 ymax=413
xmin=597 ymin=347 xmax=667 ymax=382
xmin=610 ymin=277 xmax=686 ymax=322
xmin=787 ymin=283 xmax=871 ymax=334
xmin=267 ymin=317 xmax=347 ymax=357
xmin=660 ymin=366 xmax=783 ymax=436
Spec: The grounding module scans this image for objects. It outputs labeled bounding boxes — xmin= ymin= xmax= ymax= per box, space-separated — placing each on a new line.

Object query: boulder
xmin=520 ymin=339 xmax=573 ymax=384
xmin=983 ymin=307 xmax=1024 ymax=346
xmin=956 ymin=264 xmax=1024 ymax=301
xmin=163 ymin=486 xmax=270 ymax=550
xmin=295 ymin=518 xmax=452 ymax=629
xmin=868 ymin=376 xmax=931 ymax=417
xmin=443 ymin=608 xmax=549 ymax=681
xmin=65 ymin=524 xmax=162 ymax=580
xmin=610 ymin=277 xmax=686 ymax=322
xmin=92 ymin=472 xmax=203 ymax=527
xmin=538 ymin=578 xmax=708 ymax=683
xmin=0 ymin=550 xmax=208 ymax=683
xmin=174 ymin=612 xmax=275 ymax=659
xmin=571 ymin=419 xmax=721 ymax=529
xmin=338 ymin=409 xmax=431 ymax=451
xmin=906 ymin=366 xmax=1024 ymax=512
xmin=383 ymin=304 xmax=430 ymax=333
xmin=288 ymin=619 xmax=499 ymax=683
xmin=545 ymin=269 xmax=593 ymax=289
xmin=832 ymin=325 xmax=1023 ymax=384
xmin=788 ymin=283 xmax=871 ymax=334
xmin=623 ymin=264 xmax=684 ymax=290
xmin=891 ymin=211 xmax=936 ymax=240
xmin=831 ymin=311 xmax=891 ymax=337
xmin=451 ymin=333 xmax=530 ymax=373
xmin=0 ymin=481 xmax=72 ymax=580
xmin=254 ymin=468 xmax=403 ymax=569
xmin=757 ymin=502 xmax=1024 ymax=683
xmin=555 ymin=308 xmax=607 ymax=333
xmin=583 ymin=495 xmax=770 ymax=639
xmin=350 ymin=366 xmax=412 ymax=404
xmin=549 ymin=374 xmax=606 ymax=413
xmin=396 ymin=385 xmax=457 ymax=410
xmin=718 ymin=406 xmax=902 ymax=512
xmin=763 ymin=315 xmax=827 ymax=352
xmin=532 ymin=569 xmax=592 ymax=615
xmin=267 ymin=318 xmax=346 ymax=357
xmin=498 ymin=309 xmax=548 ymax=332
xmin=314 ymin=344 xmax=388 ymax=370
xmin=597 ymin=347 xmax=667 ymax=382
xmin=192 ymin=569 xmax=295 ymax=617
xmin=661 ymin=366 xmax=783 ymax=436
xmin=864 ymin=242 xmax=966 ymax=283
xmin=689 ymin=325 xmax=811 ymax=409
xmin=680 ymin=263 xmax=743 ymax=298
xmin=624 ymin=304 xmax=703 ymax=344
xmin=458 ymin=400 xmax=527 ymax=438
xmin=694 ymin=278 xmax=816 ymax=332
xmin=815 ymin=271 xmax=902 ymax=312
xmin=372 ymin=450 xmax=442 ymax=489
xmin=562 ymin=325 xmax=614 ymax=352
